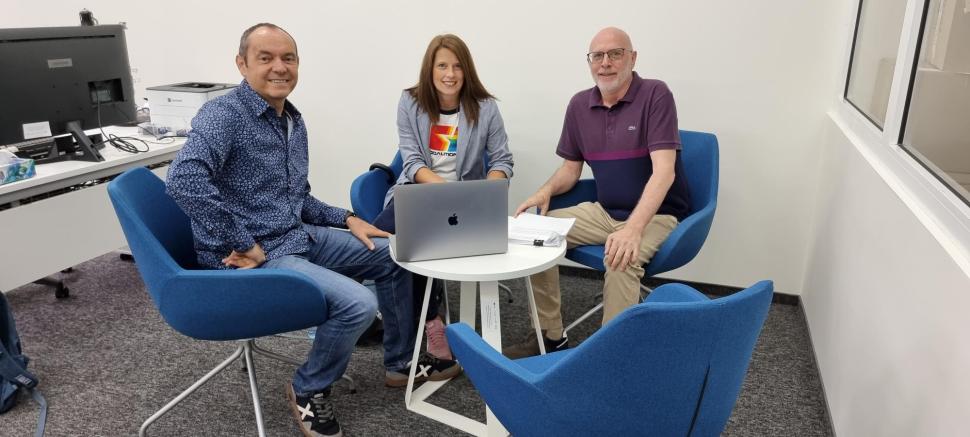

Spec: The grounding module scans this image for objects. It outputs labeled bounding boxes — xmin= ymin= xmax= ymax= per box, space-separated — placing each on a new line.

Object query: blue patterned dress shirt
xmin=166 ymin=80 xmax=349 ymax=269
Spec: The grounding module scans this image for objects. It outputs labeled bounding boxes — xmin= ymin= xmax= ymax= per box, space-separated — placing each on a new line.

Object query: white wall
xmin=3 ymin=1 xmax=846 ymax=293
xmin=802 ymin=115 xmax=970 ymax=436
xmin=799 ymin=0 xmax=970 ymax=435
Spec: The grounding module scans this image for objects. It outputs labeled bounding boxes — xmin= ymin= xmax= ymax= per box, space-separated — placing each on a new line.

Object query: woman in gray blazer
xmin=373 ymin=34 xmax=513 ymax=363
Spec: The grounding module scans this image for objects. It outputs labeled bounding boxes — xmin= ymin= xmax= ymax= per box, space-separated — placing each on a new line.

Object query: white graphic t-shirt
xmin=428 ymin=110 xmax=459 ymax=181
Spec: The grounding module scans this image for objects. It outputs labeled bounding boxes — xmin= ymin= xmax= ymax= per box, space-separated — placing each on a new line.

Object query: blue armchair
xmin=447 ymin=280 xmax=773 ymax=436
xmin=349 ymin=152 xmax=405 ymax=223
xmin=107 ymin=167 xmax=350 ymax=437
xmin=549 ymin=130 xmax=720 ymax=335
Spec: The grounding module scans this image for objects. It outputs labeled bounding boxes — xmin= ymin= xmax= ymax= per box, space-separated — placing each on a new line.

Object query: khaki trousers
xmin=530 ymin=202 xmax=678 ymax=338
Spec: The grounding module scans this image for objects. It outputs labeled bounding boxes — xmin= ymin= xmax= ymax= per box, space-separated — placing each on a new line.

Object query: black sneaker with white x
xmin=384 ymin=351 xmax=462 ymax=387
xmin=286 ymin=384 xmax=342 ymax=437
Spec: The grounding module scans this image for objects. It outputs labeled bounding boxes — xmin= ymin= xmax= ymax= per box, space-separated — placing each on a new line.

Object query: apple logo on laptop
xmin=448 ymin=213 xmax=459 ymax=226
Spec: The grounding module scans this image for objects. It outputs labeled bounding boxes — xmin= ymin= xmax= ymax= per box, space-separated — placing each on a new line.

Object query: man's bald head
xmin=589 ymin=27 xmax=633 ymax=53
xmin=587 ymin=27 xmax=637 ymax=102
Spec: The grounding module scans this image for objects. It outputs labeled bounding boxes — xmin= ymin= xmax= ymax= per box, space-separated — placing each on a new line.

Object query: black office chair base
xmin=33 ymin=271 xmax=72 ymax=299
xmin=139 ymin=339 xmax=356 ymax=437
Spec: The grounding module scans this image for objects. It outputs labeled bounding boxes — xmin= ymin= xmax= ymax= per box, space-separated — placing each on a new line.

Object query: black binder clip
xmin=533 ymin=239 xmax=544 ymax=247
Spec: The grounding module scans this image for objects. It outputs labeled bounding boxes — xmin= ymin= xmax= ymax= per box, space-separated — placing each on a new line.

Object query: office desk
xmin=0 ymin=127 xmax=185 ymax=291
xmin=393 ymin=244 xmax=565 ymax=437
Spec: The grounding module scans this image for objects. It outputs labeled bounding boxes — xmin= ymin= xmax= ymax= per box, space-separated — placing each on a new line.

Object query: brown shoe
xmin=502 ymin=330 xmax=569 ymax=359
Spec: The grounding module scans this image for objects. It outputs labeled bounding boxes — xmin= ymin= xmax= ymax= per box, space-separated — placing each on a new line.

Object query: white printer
xmin=145 ymin=82 xmax=237 ymax=134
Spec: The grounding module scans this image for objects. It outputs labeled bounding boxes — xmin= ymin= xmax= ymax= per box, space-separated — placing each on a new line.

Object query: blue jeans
xmin=262 ymin=225 xmax=415 ymax=396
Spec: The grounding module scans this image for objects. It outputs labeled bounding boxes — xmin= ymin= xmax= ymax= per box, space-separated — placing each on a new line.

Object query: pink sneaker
xmin=425 ymin=317 xmax=453 ymax=360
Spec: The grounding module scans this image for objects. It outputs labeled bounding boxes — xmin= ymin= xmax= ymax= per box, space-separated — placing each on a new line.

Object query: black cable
xmin=95 ymin=92 xmax=151 ymax=154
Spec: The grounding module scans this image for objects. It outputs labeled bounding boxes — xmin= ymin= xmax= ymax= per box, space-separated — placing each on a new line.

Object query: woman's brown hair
xmin=407 ymin=34 xmax=495 ymax=126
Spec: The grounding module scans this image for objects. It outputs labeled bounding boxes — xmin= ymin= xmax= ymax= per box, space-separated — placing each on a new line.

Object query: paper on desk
xmin=508 ymin=213 xmax=575 ymax=247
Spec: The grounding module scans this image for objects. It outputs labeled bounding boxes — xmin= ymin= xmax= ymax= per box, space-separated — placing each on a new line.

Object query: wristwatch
xmin=344 ymin=210 xmax=357 ymax=226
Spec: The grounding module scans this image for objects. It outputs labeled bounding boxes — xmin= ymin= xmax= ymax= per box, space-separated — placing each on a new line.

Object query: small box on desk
xmin=0 ymin=157 xmax=36 ymax=185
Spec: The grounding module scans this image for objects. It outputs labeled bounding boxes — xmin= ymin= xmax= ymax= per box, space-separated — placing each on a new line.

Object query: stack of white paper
xmin=508 ymin=213 xmax=576 ymax=247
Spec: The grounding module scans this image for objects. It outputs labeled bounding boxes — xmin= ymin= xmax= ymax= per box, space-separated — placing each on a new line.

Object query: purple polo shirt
xmin=557 ymin=72 xmax=691 ymax=221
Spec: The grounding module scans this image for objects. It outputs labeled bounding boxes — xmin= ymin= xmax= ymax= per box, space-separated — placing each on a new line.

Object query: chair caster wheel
xmin=55 ymin=285 xmax=70 ymax=299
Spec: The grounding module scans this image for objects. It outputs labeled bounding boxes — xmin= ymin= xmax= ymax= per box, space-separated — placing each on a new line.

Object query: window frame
xmin=838 ymin=0 xmax=970 ymax=275
xmin=895 ymin=0 xmax=970 ymax=209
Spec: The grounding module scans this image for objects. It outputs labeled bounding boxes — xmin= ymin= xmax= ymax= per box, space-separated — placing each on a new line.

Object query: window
xmin=844 ymin=0 xmax=910 ymax=128
xmin=900 ymin=0 xmax=970 ymax=206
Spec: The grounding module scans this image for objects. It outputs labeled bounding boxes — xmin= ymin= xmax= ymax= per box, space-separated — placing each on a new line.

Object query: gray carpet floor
xmin=1 ymin=253 xmax=832 ymax=436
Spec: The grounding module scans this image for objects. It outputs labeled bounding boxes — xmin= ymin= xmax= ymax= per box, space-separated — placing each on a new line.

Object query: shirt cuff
xmin=556 ymin=149 xmax=583 ymax=161
xmin=231 ymin=235 xmax=256 ymax=253
xmin=488 ymin=164 xmax=513 ymax=178
xmin=646 ymin=142 xmax=681 ymax=152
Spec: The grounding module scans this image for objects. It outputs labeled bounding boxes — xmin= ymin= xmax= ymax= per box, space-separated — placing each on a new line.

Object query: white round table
xmin=393 ymin=243 xmax=565 ymax=437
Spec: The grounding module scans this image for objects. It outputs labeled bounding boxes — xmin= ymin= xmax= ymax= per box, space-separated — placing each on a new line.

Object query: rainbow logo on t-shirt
xmin=430 ymin=124 xmax=458 ymax=153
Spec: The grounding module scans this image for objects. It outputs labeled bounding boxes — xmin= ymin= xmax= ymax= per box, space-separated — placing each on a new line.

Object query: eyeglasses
xmin=586 ymin=48 xmax=630 ymax=63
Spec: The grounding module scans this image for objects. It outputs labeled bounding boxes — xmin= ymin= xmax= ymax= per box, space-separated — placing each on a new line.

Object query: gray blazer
xmin=385 ymin=90 xmax=514 ymax=206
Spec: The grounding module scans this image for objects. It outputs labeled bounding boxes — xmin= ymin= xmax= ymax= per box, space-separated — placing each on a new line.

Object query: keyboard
xmin=1 ymin=135 xmax=105 ymax=161
xmin=1 ymin=137 xmax=57 ymax=160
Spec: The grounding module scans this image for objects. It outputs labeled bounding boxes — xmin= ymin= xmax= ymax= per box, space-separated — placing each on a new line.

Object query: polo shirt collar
xmin=588 ymin=71 xmax=644 ymax=108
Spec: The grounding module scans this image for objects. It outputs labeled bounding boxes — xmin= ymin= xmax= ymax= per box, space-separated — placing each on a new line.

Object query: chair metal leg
xmin=139 ymin=343 xmax=246 ymax=437
xmin=339 ymin=374 xmax=357 ymax=394
xmin=498 ymin=282 xmax=514 ymax=303
xmin=563 ymin=284 xmax=655 ymax=337
xmin=563 ymin=302 xmax=603 ymax=337
xmin=640 ymin=283 xmax=653 ymax=296
xmin=140 ymin=339 xmax=359 ymax=437
xmin=251 ymin=343 xmax=357 ymax=394
xmin=242 ymin=341 xmax=267 ymax=437
xmin=251 ymin=342 xmax=303 ymax=366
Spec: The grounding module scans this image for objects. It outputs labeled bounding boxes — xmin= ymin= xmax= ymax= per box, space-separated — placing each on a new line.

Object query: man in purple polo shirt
xmin=505 ymin=27 xmax=691 ymax=359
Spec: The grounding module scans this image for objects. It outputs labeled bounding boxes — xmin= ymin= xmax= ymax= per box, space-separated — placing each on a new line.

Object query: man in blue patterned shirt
xmin=165 ymin=23 xmax=458 ymax=437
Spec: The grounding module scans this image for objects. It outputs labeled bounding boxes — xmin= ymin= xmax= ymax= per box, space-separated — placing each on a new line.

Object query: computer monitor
xmin=0 ymin=25 xmax=137 ymax=163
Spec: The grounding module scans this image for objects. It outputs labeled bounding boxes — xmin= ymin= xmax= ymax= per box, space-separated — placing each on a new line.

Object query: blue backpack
xmin=0 ymin=292 xmax=46 ymax=436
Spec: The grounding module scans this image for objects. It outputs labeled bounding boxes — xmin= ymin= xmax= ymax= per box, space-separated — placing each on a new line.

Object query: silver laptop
xmin=392 ymin=179 xmax=509 ymax=262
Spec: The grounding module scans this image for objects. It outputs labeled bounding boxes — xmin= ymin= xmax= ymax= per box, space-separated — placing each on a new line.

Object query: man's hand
xmin=514 ymin=189 xmax=552 ymax=217
xmin=604 ymin=226 xmax=643 ymax=272
xmin=347 ymin=216 xmax=390 ymax=250
xmin=223 ymin=243 xmax=266 ymax=269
